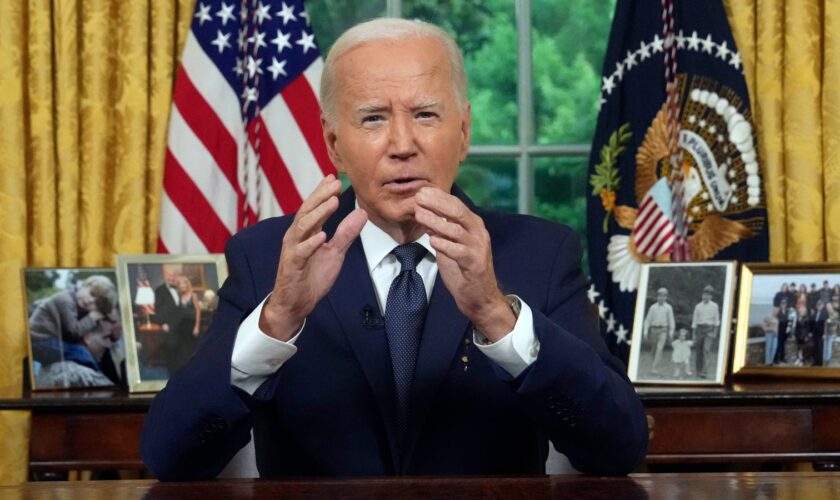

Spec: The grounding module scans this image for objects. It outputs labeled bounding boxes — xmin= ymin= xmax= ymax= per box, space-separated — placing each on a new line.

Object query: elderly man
xmin=141 ymin=18 xmax=647 ymax=480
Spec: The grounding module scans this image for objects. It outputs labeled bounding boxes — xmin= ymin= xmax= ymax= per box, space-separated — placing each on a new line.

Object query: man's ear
xmin=458 ymin=102 xmax=472 ymax=162
xmin=321 ymin=115 xmax=344 ymax=172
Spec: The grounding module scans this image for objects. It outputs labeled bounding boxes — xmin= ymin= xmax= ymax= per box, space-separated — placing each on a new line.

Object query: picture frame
xmin=732 ymin=263 xmax=840 ymax=378
xmin=23 ymin=267 xmax=125 ymax=391
xmin=628 ymin=261 xmax=737 ymax=386
xmin=116 ymin=254 xmax=227 ymax=392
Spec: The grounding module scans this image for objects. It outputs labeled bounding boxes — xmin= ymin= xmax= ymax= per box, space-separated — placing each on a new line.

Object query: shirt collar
xmin=357 ymin=203 xmax=436 ymax=271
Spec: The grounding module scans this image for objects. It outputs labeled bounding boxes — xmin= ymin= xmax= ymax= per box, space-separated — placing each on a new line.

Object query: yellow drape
xmin=725 ymin=0 xmax=840 ymax=263
xmin=0 ymin=0 xmax=194 ymax=484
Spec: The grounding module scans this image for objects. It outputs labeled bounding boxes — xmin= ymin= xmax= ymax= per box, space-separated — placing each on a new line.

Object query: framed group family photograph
xmin=117 ymin=254 xmax=227 ymax=392
xmin=732 ymin=263 xmax=840 ymax=378
xmin=23 ymin=268 xmax=125 ymax=391
xmin=627 ymin=261 xmax=738 ymax=386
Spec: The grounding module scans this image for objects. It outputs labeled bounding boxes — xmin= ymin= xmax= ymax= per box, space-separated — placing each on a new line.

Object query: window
xmin=309 ymin=0 xmax=615 ymax=271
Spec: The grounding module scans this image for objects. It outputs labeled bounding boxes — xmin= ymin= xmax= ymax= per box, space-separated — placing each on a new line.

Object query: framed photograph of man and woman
xmin=23 ymin=268 xmax=125 ymax=391
xmin=628 ymin=262 xmax=737 ymax=386
xmin=116 ymin=254 xmax=227 ymax=392
xmin=732 ymin=263 xmax=840 ymax=378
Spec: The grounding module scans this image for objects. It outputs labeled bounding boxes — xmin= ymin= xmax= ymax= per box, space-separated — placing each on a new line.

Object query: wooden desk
xmin=3 ymin=382 xmax=840 ymax=473
xmin=1 ymin=473 xmax=839 ymax=499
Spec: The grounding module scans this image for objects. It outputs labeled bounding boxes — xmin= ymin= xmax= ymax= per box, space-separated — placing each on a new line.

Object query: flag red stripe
xmin=163 ymin=150 xmax=232 ymax=252
xmin=282 ymin=77 xmax=336 ymax=177
xmin=172 ymin=67 xmax=240 ymax=192
xmin=650 ymin=228 xmax=676 ymax=256
xmin=632 ymin=198 xmax=656 ymax=237
xmin=634 ymin=205 xmax=662 ymax=242
xmin=156 ymin=239 xmax=169 ymax=254
xmin=637 ymin=212 xmax=666 ymax=254
xmin=248 ymin=116 xmax=304 ymax=213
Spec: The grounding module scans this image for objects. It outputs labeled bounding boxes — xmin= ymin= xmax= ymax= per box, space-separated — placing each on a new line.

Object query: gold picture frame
xmin=733 ymin=263 xmax=840 ymax=378
xmin=628 ymin=261 xmax=737 ymax=386
xmin=117 ymin=254 xmax=227 ymax=392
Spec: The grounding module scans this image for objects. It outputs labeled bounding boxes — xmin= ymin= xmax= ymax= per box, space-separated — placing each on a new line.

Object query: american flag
xmin=158 ymin=0 xmax=334 ymax=253
xmin=632 ymin=178 xmax=675 ymax=258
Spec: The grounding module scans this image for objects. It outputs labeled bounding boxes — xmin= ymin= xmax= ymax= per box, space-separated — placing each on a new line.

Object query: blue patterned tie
xmin=385 ymin=243 xmax=428 ymax=439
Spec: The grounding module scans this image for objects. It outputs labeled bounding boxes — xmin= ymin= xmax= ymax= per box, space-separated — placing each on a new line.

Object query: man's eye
xmin=362 ymin=115 xmax=383 ymax=124
xmin=417 ymin=111 xmax=437 ymax=119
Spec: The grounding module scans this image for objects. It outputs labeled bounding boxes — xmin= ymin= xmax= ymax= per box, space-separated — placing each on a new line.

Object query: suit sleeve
xmin=512 ymin=229 xmax=648 ymax=476
xmin=141 ymin=236 xmax=262 ymax=481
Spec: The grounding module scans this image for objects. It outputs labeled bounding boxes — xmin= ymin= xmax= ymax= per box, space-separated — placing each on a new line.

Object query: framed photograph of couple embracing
xmin=116 ymin=254 xmax=227 ymax=392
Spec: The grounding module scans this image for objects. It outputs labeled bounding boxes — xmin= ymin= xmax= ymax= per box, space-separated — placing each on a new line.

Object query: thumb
xmin=328 ymin=208 xmax=368 ymax=253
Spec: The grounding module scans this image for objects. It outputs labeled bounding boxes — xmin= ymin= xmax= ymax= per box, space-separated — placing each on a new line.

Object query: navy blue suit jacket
xmin=141 ymin=187 xmax=648 ymax=480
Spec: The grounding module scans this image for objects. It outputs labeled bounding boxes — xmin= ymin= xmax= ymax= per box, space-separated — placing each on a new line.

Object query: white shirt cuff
xmin=473 ymin=296 xmax=538 ymax=378
xmin=230 ymin=296 xmax=303 ymax=394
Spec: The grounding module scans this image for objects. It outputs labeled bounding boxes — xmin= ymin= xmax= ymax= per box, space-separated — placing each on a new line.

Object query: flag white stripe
xmin=262 ymin=95 xmax=325 ymax=198
xmin=638 ymin=215 xmax=671 ymax=254
xmin=159 ymin=192 xmax=208 ymax=254
xmin=181 ymin=32 xmax=245 ymax=148
xmin=303 ymin=58 xmax=324 ymax=103
xmin=168 ymin=106 xmax=240 ymax=234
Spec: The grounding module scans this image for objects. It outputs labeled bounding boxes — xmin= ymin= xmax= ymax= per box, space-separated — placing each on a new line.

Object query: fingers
xmin=415 ymin=187 xmax=477 ymax=231
xmin=290 ymin=230 xmax=328 ymax=264
xmin=327 ymin=208 xmax=368 ymax=253
xmin=414 ymin=206 xmax=465 ymax=242
xmin=429 ymin=234 xmax=471 ymax=266
xmin=298 ymin=175 xmax=342 ymax=217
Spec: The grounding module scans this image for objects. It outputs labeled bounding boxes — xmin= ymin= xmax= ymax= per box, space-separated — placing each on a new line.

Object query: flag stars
xmin=701 ymin=34 xmax=715 ymax=53
xmin=256 ymin=2 xmax=272 ymax=24
xmin=624 ymin=49 xmax=637 ymax=69
xmin=602 ymin=75 xmax=616 ymax=95
xmin=716 ymin=40 xmax=730 ymax=60
xmin=248 ymin=30 xmax=267 ymax=50
xmin=194 ymin=2 xmax=212 ymax=25
xmin=216 ymin=2 xmax=236 ymax=26
xmin=615 ymin=324 xmax=629 ymax=344
xmin=676 ymin=30 xmax=686 ymax=49
xmin=587 ymin=284 xmax=600 ymax=303
xmin=300 ymin=9 xmax=310 ymax=25
xmin=615 ymin=60 xmax=625 ymax=81
xmin=246 ymin=56 xmax=263 ymax=77
xmin=243 ymin=86 xmax=258 ymax=103
xmin=277 ymin=2 xmax=297 ymax=25
xmin=597 ymin=300 xmax=608 ymax=318
xmin=267 ymin=57 xmax=287 ymax=80
xmin=210 ymin=30 xmax=231 ymax=53
xmin=651 ymin=34 xmax=665 ymax=53
xmin=638 ymin=40 xmax=651 ymax=60
xmin=606 ymin=313 xmax=617 ymax=333
xmin=233 ymin=57 xmax=244 ymax=76
xmin=730 ymin=51 xmax=742 ymax=70
xmin=271 ymin=29 xmax=292 ymax=53
xmin=296 ymin=31 xmax=317 ymax=53
xmin=687 ymin=30 xmax=700 ymax=50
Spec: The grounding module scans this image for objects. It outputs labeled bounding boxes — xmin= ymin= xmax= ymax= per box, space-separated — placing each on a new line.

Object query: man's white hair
xmin=319 ymin=18 xmax=468 ymax=125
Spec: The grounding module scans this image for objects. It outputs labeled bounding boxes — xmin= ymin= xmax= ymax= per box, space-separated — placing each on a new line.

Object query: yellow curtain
xmin=0 ymin=0 xmax=194 ymax=484
xmin=725 ymin=0 xmax=840 ymax=263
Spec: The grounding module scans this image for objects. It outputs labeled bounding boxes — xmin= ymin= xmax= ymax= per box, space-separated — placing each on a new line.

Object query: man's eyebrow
xmin=411 ymin=100 xmax=440 ymax=110
xmin=355 ymin=104 xmax=388 ymax=114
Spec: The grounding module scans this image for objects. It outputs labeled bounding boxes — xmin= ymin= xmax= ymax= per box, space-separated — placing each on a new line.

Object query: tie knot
xmin=391 ymin=243 xmax=427 ymax=272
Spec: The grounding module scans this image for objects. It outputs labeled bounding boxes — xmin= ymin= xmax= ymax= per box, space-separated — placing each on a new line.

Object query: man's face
xmin=323 ymin=36 xmax=471 ymax=227
xmin=702 ymin=292 xmax=711 ymax=303
xmin=83 ymin=329 xmax=115 ymax=362
xmin=162 ymin=266 xmax=180 ymax=285
xmin=657 ymin=294 xmax=666 ymax=304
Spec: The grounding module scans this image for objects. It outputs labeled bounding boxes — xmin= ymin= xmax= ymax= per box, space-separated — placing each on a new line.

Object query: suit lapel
xmin=324 ymin=188 xmax=401 ymax=473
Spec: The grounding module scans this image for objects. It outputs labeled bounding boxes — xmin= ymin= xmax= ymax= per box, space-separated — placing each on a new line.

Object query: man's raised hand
xmin=259 ymin=175 xmax=367 ymax=341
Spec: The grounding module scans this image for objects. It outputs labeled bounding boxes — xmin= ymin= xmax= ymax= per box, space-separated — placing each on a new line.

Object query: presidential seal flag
xmin=159 ymin=0 xmax=334 ymax=254
xmin=587 ymin=0 xmax=769 ymax=362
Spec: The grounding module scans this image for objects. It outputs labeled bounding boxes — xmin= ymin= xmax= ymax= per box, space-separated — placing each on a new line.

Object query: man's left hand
xmin=414 ymin=187 xmax=515 ymax=342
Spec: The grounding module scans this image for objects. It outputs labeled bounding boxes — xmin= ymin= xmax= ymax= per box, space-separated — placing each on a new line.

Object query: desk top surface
xmin=2 ymin=473 xmax=840 ymax=499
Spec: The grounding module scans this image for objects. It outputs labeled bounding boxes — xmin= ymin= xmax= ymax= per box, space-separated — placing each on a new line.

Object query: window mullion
xmin=515 ymin=0 xmax=533 ymax=215
xmin=387 ymin=0 xmax=401 ymax=18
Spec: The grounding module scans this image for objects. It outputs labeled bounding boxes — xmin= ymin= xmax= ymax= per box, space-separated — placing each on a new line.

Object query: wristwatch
xmin=473 ymin=294 xmax=521 ymax=345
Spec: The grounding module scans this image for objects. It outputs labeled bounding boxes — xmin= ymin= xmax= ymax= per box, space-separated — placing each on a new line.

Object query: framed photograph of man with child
xmin=628 ymin=262 xmax=737 ymax=386
xmin=733 ymin=263 xmax=840 ymax=378
xmin=23 ymin=268 xmax=125 ymax=391
xmin=117 ymin=254 xmax=227 ymax=392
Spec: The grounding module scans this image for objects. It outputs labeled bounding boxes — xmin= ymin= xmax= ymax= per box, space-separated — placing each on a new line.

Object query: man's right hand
xmin=259 ymin=175 xmax=367 ymax=341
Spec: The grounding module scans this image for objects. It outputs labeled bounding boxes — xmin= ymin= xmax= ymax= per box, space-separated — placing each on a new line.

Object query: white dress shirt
xmin=230 ymin=219 xmax=540 ymax=394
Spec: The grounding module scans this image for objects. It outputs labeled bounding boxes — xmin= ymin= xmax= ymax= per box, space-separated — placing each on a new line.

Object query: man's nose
xmin=388 ymin=114 xmax=417 ymax=160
